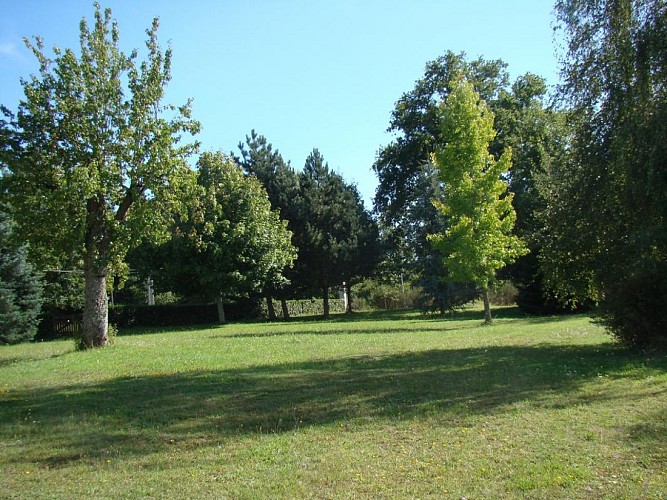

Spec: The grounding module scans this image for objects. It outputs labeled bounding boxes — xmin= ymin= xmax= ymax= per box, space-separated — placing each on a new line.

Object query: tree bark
xmin=280 ymin=298 xmax=290 ymax=320
xmin=81 ymin=267 xmax=109 ymax=348
xmin=345 ymin=281 xmax=353 ymax=314
xmin=322 ymin=284 xmax=330 ymax=319
xmin=482 ymin=287 xmax=493 ymax=324
xmin=217 ymin=298 xmax=226 ymax=323
xmin=265 ymin=293 xmax=277 ymax=321
xmin=80 ymin=197 xmax=109 ymax=349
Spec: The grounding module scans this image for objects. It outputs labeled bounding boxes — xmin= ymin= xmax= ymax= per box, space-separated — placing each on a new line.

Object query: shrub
xmin=354 ymin=279 xmax=420 ymax=310
xmin=599 ymin=266 xmax=667 ymax=351
xmin=488 ymin=281 xmax=518 ymax=306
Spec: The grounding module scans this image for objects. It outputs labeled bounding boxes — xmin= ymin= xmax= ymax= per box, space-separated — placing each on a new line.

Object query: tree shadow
xmin=220 ymin=322 xmax=471 ymax=339
xmin=2 ymin=342 xmax=665 ymax=469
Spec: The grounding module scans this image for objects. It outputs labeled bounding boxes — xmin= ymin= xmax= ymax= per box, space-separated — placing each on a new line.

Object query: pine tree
xmin=0 ymin=212 xmax=42 ymax=344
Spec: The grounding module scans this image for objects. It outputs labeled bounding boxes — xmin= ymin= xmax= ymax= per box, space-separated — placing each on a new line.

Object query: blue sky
xmin=0 ymin=1 xmax=561 ymax=207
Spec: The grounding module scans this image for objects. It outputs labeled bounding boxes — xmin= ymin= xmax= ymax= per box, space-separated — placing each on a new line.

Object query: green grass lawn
xmin=1 ymin=306 xmax=665 ymax=499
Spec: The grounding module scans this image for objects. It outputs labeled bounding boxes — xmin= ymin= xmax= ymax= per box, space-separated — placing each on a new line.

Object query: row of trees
xmin=1 ymin=0 xmax=664 ymax=351
xmin=135 ymin=140 xmax=379 ymax=324
xmin=0 ymin=4 xmax=379 ymax=347
xmin=372 ymin=0 xmax=665 ymax=349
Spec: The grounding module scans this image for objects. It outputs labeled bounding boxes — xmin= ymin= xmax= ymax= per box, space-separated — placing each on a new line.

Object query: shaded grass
xmin=1 ymin=307 xmax=666 ymax=498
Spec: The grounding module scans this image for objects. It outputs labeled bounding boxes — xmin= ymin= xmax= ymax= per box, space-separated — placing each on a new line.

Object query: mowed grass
xmin=1 ymin=307 xmax=665 ymax=499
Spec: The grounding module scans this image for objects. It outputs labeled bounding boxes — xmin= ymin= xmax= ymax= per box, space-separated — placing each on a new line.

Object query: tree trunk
xmin=81 ymin=263 xmax=109 ymax=349
xmin=80 ymin=197 xmax=109 ymax=349
xmin=265 ymin=293 xmax=277 ymax=321
xmin=322 ymin=285 xmax=330 ymax=319
xmin=217 ymin=298 xmax=226 ymax=323
xmin=482 ymin=287 xmax=492 ymax=324
xmin=280 ymin=298 xmax=290 ymax=320
xmin=345 ymin=281 xmax=353 ymax=314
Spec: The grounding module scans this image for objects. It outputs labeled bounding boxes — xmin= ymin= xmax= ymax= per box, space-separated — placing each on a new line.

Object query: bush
xmin=488 ymin=281 xmax=518 ymax=306
xmin=354 ymin=279 xmax=420 ymax=310
xmin=599 ymin=267 xmax=667 ymax=351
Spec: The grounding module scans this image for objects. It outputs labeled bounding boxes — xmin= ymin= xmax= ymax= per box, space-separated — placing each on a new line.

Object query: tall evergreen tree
xmin=0 ymin=211 xmax=42 ymax=344
xmin=237 ymin=130 xmax=300 ymax=319
xmin=296 ymin=150 xmax=378 ymax=318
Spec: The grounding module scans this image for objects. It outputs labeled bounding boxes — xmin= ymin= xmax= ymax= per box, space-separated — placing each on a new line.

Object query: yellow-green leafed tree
xmin=429 ymin=77 xmax=526 ymax=323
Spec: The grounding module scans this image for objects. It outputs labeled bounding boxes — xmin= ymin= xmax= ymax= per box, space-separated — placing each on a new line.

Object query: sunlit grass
xmin=1 ymin=306 xmax=665 ymax=498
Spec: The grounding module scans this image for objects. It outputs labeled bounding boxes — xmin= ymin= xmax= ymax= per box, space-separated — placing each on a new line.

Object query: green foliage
xmin=374 ymin=51 xmax=509 ymax=228
xmin=236 ymin=130 xmax=302 ymax=318
xmin=237 ymin=130 xmax=299 ymax=226
xmin=153 ymin=291 xmax=181 ymax=306
xmin=0 ymin=212 xmax=43 ymax=344
xmin=414 ymin=262 xmax=478 ymax=315
xmin=353 ymin=278 xmax=422 ymax=311
xmin=487 ymin=281 xmax=518 ymax=306
xmin=373 ymin=52 xmax=558 ymax=313
xmin=40 ymin=271 xmax=85 ymax=311
xmin=545 ymin=0 xmax=667 ymax=349
xmin=152 ymin=152 xmax=296 ymax=310
xmin=598 ymin=263 xmax=667 ymax=351
xmin=429 ymin=78 xmax=527 ymax=320
xmin=260 ymin=297 xmax=346 ymax=318
xmin=294 ymin=149 xmax=379 ymax=317
xmin=1 ymin=3 xmax=200 ymax=348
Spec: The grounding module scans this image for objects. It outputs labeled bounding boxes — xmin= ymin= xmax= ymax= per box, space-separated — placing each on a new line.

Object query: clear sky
xmin=0 ymin=1 xmax=561 ymax=207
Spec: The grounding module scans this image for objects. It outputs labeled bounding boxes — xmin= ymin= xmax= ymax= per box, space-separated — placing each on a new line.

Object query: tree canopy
xmin=148 ymin=152 xmax=296 ymax=322
xmin=541 ymin=0 xmax=667 ymax=348
xmin=0 ymin=4 xmax=199 ymax=347
xmin=429 ymin=77 xmax=526 ymax=323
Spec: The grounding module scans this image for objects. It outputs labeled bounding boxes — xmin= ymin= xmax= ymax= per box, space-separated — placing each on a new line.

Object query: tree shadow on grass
xmin=1 ymin=343 xmax=665 ymax=468
xmin=220 ymin=322 xmax=472 ymax=339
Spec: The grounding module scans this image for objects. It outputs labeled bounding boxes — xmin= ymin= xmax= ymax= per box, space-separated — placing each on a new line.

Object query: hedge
xmin=36 ymin=298 xmax=263 ymax=339
xmin=261 ymin=298 xmax=346 ymax=318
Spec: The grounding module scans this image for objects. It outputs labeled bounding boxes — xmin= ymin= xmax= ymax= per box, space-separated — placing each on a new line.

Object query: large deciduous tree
xmin=542 ymin=0 xmax=667 ymax=349
xmin=152 ymin=152 xmax=296 ymax=323
xmin=1 ymin=4 xmax=199 ymax=348
xmin=374 ymin=51 xmax=508 ymax=247
xmin=373 ymin=51 xmax=558 ymax=313
xmin=429 ymin=78 xmax=526 ymax=323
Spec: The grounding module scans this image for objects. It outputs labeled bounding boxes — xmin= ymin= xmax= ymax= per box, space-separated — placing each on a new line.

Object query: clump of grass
xmin=1 ymin=307 xmax=665 ymax=498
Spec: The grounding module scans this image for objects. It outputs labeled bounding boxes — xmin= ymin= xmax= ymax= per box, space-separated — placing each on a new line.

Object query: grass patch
xmin=1 ymin=306 xmax=665 ymax=498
